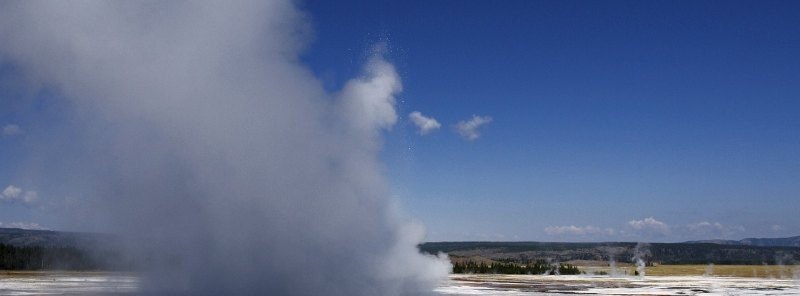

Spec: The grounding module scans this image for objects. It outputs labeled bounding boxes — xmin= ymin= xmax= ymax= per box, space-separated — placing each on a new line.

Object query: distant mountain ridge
xmin=686 ymin=236 xmax=800 ymax=247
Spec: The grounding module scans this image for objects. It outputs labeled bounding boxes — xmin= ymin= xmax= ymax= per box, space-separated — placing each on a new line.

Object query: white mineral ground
xmin=2 ymin=273 xmax=800 ymax=296
xmin=0 ymin=272 xmax=137 ymax=295
xmin=436 ymin=274 xmax=800 ymax=296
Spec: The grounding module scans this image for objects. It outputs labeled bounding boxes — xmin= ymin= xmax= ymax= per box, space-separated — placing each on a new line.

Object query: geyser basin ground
xmin=3 ymin=273 xmax=800 ymax=295
xmin=0 ymin=272 xmax=137 ymax=295
xmin=437 ymin=274 xmax=800 ymax=295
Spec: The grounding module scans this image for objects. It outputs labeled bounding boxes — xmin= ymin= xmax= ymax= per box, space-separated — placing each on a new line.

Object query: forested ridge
xmin=421 ymin=241 xmax=800 ymax=265
xmin=452 ymin=260 xmax=581 ymax=275
xmin=0 ymin=243 xmax=117 ymax=270
xmin=0 ymin=228 xmax=128 ymax=271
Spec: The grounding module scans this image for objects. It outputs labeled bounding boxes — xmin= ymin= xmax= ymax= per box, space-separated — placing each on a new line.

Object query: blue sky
xmin=2 ymin=0 xmax=800 ymax=242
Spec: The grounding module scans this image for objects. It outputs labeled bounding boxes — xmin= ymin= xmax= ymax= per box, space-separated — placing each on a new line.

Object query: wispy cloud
xmin=455 ymin=115 xmax=492 ymax=141
xmin=544 ymin=225 xmax=615 ymax=236
xmin=1 ymin=185 xmax=21 ymax=198
xmin=408 ymin=111 xmax=441 ymax=135
xmin=685 ymin=221 xmax=744 ymax=238
xmin=2 ymin=124 xmax=22 ymax=136
xmin=0 ymin=221 xmax=47 ymax=230
xmin=459 ymin=232 xmax=508 ymax=241
xmin=1 ymin=185 xmax=38 ymax=205
xmin=627 ymin=217 xmax=670 ymax=235
xmin=546 ymin=218 xmax=752 ymax=241
xmin=687 ymin=221 xmax=724 ymax=232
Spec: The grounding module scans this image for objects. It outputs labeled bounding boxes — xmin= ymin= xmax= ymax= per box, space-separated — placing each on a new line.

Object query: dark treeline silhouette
xmin=452 ymin=260 xmax=581 ymax=275
xmin=0 ymin=243 xmax=127 ymax=270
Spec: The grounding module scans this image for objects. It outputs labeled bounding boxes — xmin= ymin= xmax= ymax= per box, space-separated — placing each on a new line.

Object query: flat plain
xmin=579 ymin=264 xmax=799 ymax=278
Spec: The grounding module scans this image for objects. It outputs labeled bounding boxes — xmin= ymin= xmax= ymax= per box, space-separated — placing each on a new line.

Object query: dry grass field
xmin=452 ymin=257 xmax=800 ymax=278
xmin=580 ymin=264 xmax=799 ymax=278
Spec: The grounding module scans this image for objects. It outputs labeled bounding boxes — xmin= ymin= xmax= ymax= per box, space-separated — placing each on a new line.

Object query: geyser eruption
xmin=0 ymin=1 xmax=449 ymax=295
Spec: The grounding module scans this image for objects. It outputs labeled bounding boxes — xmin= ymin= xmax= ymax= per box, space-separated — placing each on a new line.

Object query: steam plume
xmin=703 ymin=263 xmax=714 ymax=277
xmin=0 ymin=1 xmax=449 ymax=295
xmin=632 ymin=242 xmax=650 ymax=278
xmin=606 ymin=250 xmax=622 ymax=277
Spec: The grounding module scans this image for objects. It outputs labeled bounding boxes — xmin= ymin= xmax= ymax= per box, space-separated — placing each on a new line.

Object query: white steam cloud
xmin=455 ymin=115 xmax=492 ymax=141
xmin=408 ymin=111 xmax=441 ymax=135
xmin=339 ymin=51 xmax=402 ymax=133
xmin=0 ymin=1 xmax=448 ymax=295
xmin=632 ymin=242 xmax=651 ymax=277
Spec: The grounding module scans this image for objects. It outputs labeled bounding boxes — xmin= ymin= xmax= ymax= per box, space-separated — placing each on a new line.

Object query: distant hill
xmin=420 ymin=239 xmax=800 ymax=265
xmin=0 ymin=228 xmax=129 ymax=270
xmin=0 ymin=227 xmax=115 ymax=248
xmin=686 ymin=236 xmax=800 ymax=247
xmin=683 ymin=239 xmax=741 ymax=245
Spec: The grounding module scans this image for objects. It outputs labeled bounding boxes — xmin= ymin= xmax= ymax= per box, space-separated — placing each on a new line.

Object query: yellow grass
xmin=580 ymin=264 xmax=800 ymax=278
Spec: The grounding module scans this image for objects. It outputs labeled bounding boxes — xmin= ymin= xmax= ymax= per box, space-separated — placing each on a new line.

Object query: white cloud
xmin=22 ymin=191 xmax=38 ymax=204
xmin=687 ymin=221 xmax=723 ymax=237
xmin=2 ymin=185 xmax=22 ymax=198
xmin=459 ymin=232 xmax=508 ymax=240
xmin=685 ymin=221 xmax=745 ymax=238
xmin=687 ymin=221 xmax=723 ymax=232
xmin=1 ymin=185 xmax=38 ymax=205
xmin=546 ymin=218 xmax=752 ymax=241
xmin=772 ymin=224 xmax=783 ymax=232
xmin=408 ymin=111 xmax=441 ymax=135
xmin=687 ymin=221 xmax=720 ymax=231
xmin=455 ymin=115 xmax=492 ymax=141
xmin=545 ymin=225 xmax=615 ymax=236
xmin=0 ymin=221 xmax=47 ymax=230
xmin=627 ymin=217 xmax=670 ymax=234
xmin=2 ymin=124 xmax=23 ymax=136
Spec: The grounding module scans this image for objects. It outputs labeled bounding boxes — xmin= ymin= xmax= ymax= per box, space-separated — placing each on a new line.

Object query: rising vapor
xmin=0 ymin=1 xmax=449 ymax=295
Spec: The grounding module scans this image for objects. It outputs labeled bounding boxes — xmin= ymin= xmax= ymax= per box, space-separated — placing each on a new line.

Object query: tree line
xmin=452 ymin=260 xmax=581 ymax=275
xmin=0 ymin=243 xmax=123 ymax=270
